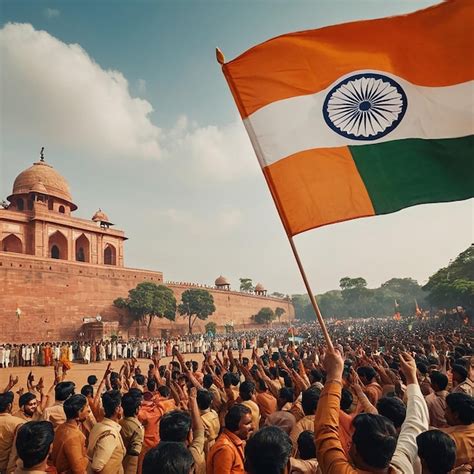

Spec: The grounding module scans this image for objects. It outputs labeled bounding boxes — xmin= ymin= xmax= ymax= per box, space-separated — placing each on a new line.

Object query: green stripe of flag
xmin=349 ymin=135 xmax=474 ymax=215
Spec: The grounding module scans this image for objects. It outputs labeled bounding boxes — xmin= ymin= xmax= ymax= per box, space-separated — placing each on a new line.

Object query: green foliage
xmin=178 ymin=288 xmax=216 ymax=334
xmin=205 ymin=321 xmax=217 ymax=335
xmin=113 ymin=282 xmax=176 ymax=332
xmin=239 ymin=278 xmax=254 ymax=292
xmin=275 ymin=307 xmax=286 ymax=322
xmin=292 ymin=276 xmax=427 ymax=319
xmin=423 ymin=245 xmax=474 ymax=309
xmin=252 ymin=307 xmax=275 ymax=325
xmin=271 ymin=292 xmax=285 ymax=298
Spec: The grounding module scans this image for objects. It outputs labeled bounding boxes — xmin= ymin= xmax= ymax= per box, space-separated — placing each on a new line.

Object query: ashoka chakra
xmin=323 ymin=72 xmax=407 ymax=141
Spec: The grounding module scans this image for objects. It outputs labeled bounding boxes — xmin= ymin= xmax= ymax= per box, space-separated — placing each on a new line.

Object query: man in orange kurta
xmin=207 ymin=404 xmax=253 ymax=474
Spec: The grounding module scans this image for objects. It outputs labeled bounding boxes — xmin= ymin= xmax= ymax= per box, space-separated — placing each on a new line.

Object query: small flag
xmin=393 ymin=300 xmax=401 ymax=321
xmin=415 ymin=299 xmax=422 ymax=317
xmin=221 ymin=0 xmax=473 ymax=236
xmin=16 ymin=307 xmax=22 ymax=319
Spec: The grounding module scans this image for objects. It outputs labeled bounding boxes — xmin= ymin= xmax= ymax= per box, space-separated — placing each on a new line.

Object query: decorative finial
xmin=40 ymin=147 xmax=45 ymax=162
xmin=216 ymin=47 xmax=225 ymax=65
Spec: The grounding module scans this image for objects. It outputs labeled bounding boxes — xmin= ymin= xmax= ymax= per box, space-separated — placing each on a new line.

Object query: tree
xmin=271 ymin=292 xmax=285 ymax=298
xmin=339 ymin=277 xmax=374 ymax=317
xmin=252 ymin=307 xmax=275 ymax=325
xmin=113 ymin=282 xmax=176 ymax=333
xmin=275 ymin=307 xmax=286 ymax=322
xmin=239 ymin=278 xmax=254 ymax=292
xmin=178 ymin=289 xmax=216 ymax=334
xmin=423 ymin=245 xmax=474 ymax=310
xmin=205 ymin=321 xmax=217 ymax=336
xmin=291 ymin=294 xmax=310 ymax=321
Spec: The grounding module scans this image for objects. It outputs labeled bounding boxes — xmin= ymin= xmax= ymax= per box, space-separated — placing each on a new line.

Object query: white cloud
xmin=1 ymin=23 xmax=162 ymax=160
xmin=44 ymin=8 xmax=60 ymax=19
xmin=164 ymin=116 xmax=258 ymax=181
xmin=217 ymin=209 xmax=243 ymax=231
xmin=1 ymin=23 xmax=259 ymax=180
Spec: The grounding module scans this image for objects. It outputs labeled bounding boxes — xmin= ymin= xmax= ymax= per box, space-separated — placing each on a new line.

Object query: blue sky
xmin=1 ymin=0 xmax=472 ymax=296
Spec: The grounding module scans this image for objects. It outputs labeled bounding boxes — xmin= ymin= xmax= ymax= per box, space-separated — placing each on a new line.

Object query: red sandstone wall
xmin=0 ymin=252 xmax=163 ymax=342
xmin=0 ymin=253 xmax=294 ymax=343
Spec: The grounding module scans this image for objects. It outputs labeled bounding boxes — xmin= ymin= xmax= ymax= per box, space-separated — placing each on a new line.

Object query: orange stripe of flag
xmin=262 ymin=147 xmax=375 ymax=235
xmin=223 ymin=0 xmax=473 ymax=118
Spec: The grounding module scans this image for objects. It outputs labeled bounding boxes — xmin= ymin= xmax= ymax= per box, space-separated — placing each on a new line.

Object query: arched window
xmin=48 ymin=231 xmax=68 ymax=260
xmin=17 ymin=199 xmax=24 ymax=211
xmin=2 ymin=234 xmax=23 ymax=253
xmin=48 ymin=199 xmax=54 ymax=210
xmin=59 ymin=205 xmax=65 ymax=214
xmin=75 ymin=234 xmax=90 ymax=263
xmin=51 ymin=245 xmax=60 ymax=259
xmin=28 ymin=199 xmax=33 ymax=210
xmin=104 ymin=244 xmax=116 ymax=265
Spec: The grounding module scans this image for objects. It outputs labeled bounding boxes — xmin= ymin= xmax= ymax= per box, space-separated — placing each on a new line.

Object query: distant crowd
xmin=0 ymin=315 xmax=472 ymax=474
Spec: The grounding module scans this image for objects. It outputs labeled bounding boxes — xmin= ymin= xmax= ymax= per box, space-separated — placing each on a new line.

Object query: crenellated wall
xmin=0 ymin=252 xmax=294 ymax=342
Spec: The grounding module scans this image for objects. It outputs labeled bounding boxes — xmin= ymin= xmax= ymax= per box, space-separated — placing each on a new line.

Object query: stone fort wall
xmin=0 ymin=252 xmax=294 ymax=342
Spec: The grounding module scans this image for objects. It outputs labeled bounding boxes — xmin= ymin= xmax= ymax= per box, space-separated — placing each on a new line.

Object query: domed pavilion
xmin=0 ymin=149 xmax=126 ymax=265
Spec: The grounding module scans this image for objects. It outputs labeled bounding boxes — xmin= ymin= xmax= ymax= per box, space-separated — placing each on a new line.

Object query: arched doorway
xmin=104 ymin=244 xmax=116 ymax=265
xmin=2 ymin=234 xmax=23 ymax=253
xmin=51 ymin=245 xmax=60 ymax=259
xmin=48 ymin=231 xmax=68 ymax=260
xmin=75 ymin=234 xmax=90 ymax=262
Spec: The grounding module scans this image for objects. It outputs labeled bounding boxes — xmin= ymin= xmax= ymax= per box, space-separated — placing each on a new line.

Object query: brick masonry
xmin=0 ymin=252 xmax=294 ymax=342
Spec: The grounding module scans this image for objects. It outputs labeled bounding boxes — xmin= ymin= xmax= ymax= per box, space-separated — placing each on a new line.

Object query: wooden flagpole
xmin=217 ymin=47 xmax=334 ymax=350
xmin=287 ymin=236 xmax=334 ymax=351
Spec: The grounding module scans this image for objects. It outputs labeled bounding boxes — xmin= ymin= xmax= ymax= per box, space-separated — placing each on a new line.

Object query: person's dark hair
xmin=452 ymin=364 xmax=468 ymax=381
xmin=192 ymin=361 xmax=198 ymax=372
xmin=430 ymin=371 xmax=448 ymax=391
xmin=143 ymin=442 xmax=194 ymax=474
xmin=135 ymin=374 xmax=145 ymax=386
xmin=352 ymin=414 xmax=397 ymax=469
xmin=158 ymin=385 xmax=171 ymax=398
xmin=122 ymin=392 xmax=142 ymax=418
xmin=357 ymin=366 xmax=377 ymax=382
xmin=279 ymin=387 xmax=294 ymax=404
xmin=81 ymin=384 xmax=94 ymax=398
xmin=340 ymin=388 xmax=353 ymax=412
xmin=19 ymin=392 xmax=36 ymax=408
xmin=416 ymin=430 xmax=456 ymax=474
xmin=196 ymin=389 xmax=213 ymax=411
xmin=376 ymin=397 xmax=406 ymax=429
xmin=87 ymin=375 xmax=98 ymax=385
xmin=0 ymin=391 xmax=14 ymax=413
xmin=159 ymin=410 xmax=192 ymax=442
xmin=230 ymin=373 xmax=240 ymax=386
xmin=225 ymin=404 xmax=251 ymax=432
xmin=128 ymin=388 xmax=144 ymax=400
xmin=309 ymin=369 xmax=322 ymax=384
xmin=55 ymin=381 xmax=75 ymax=401
xmin=16 ymin=421 xmax=54 ymax=468
xmin=446 ymin=392 xmax=474 ymax=424
xmin=417 ymin=363 xmax=428 ymax=375
xmin=244 ymin=426 xmax=292 ymax=474
xmin=301 ymin=386 xmax=321 ymax=416
xmin=203 ymin=374 xmax=213 ymax=389
xmin=102 ymin=390 xmax=122 ymax=418
xmin=147 ymin=379 xmax=156 ymax=392
xmin=63 ymin=394 xmax=87 ymax=420
xmin=297 ymin=430 xmax=317 ymax=460
xmin=239 ymin=381 xmax=255 ymax=401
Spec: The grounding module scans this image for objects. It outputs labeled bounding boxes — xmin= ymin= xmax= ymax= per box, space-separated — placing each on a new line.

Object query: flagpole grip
xmin=288 ymin=236 xmax=334 ymax=351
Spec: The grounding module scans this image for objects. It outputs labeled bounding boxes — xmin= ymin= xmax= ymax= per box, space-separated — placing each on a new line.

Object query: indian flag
xmin=221 ymin=0 xmax=473 ymax=236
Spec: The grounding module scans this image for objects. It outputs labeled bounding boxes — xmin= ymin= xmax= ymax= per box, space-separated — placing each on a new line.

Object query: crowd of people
xmin=0 ymin=332 xmax=283 ymax=368
xmin=0 ymin=316 xmax=473 ymax=474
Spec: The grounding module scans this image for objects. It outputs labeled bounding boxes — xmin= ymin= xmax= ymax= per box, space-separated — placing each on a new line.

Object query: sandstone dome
xmin=92 ymin=209 xmax=110 ymax=223
xmin=8 ymin=160 xmax=77 ymax=210
xmin=215 ymin=275 xmax=229 ymax=286
xmin=255 ymin=283 xmax=266 ymax=291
